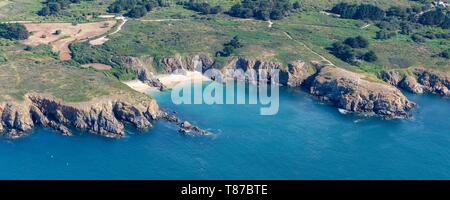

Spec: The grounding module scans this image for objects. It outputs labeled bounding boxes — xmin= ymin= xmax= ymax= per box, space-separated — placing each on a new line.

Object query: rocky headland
xmin=380 ymin=68 xmax=450 ymax=96
xmin=0 ymin=93 xmax=208 ymax=139
xmin=121 ymin=54 xmax=423 ymax=119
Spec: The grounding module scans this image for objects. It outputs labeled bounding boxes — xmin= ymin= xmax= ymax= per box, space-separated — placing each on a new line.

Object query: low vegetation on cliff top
xmin=0 ymin=0 xmax=449 ymax=102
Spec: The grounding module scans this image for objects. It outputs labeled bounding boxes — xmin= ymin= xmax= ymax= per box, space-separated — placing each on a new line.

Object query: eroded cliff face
xmin=309 ymin=67 xmax=416 ymax=119
xmin=222 ymin=57 xmax=314 ymax=87
xmin=161 ymin=54 xmax=214 ymax=73
xmin=380 ymin=68 xmax=450 ymax=96
xmin=0 ymin=94 xmax=161 ymax=139
xmin=119 ymin=56 xmax=165 ymax=90
xmin=122 ymin=54 xmax=418 ymax=119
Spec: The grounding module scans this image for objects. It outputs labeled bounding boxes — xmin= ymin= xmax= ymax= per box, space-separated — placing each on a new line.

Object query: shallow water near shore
xmin=0 ymin=83 xmax=449 ymax=180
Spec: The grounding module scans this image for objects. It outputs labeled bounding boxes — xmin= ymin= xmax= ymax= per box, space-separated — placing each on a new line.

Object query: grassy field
xmin=0 ymin=0 xmax=449 ymax=103
xmin=0 ymin=0 xmax=116 ymax=23
xmin=0 ymin=42 xmax=135 ymax=102
xmin=276 ymin=11 xmax=450 ymax=74
xmin=104 ymin=11 xmax=323 ymax=71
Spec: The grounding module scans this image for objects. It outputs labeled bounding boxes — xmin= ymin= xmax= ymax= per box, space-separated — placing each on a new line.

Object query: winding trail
xmin=283 ymin=32 xmax=336 ymax=66
xmin=89 ymin=16 xmax=128 ymax=46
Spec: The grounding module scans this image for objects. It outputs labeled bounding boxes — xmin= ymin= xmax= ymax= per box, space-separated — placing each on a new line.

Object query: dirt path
xmin=284 ymin=31 xmax=335 ymax=66
xmin=89 ymin=16 xmax=127 ymax=46
xmin=139 ymin=18 xmax=185 ymax=22
xmin=361 ymin=24 xmax=370 ymax=29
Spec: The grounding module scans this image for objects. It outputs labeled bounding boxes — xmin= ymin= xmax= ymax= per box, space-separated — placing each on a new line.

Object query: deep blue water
xmin=0 ymin=82 xmax=449 ymax=180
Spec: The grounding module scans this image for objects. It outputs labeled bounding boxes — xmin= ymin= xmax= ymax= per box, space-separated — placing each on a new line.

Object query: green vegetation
xmin=440 ymin=49 xmax=450 ymax=59
xmin=0 ymin=23 xmax=29 ymax=40
xmin=329 ymin=36 xmax=378 ymax=64
xmin=0 ymin=43 xmax=135 ymax=102
xmin=330 ymin=3 xmax=386 ymax=20
xmin=38 ymin=0 xmax=83 ymax=16
xmin=69 ymin=42 xmax=137 ymax=80
xmin=107 ymin=0 xmax=168 ymax=18
xmin=216 ymin=36 xmax=244 ymax=57
xmin=228 ymin=0 xmax=300 ymax=20
xmin=180 ymin=0 xmax=223 ymax=15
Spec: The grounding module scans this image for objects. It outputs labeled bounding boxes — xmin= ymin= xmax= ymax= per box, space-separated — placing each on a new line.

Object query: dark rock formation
xmin=379 ymin=70 xmax=402 ymax=86
xmin=0 ymin=94 xmax=161 ymax=139
xmin=222 ymin=57 xmax=314 ymax=87
xmin=161 ymin=112 xmax=209 ymax=135
xmin=414 ymin=68 xmax=450 ymax=96
xmin=309 ymin=66 xmax=416 ymax=119
xmin=380 ymin=68 xmax=450 ymax=96
xmin=399 ymin=76 xmax=424 ymax=94
xmin=120 ymin=56 xmax=165 ymax=90
xmin=161 ymin=54 xmax=213 ymax=73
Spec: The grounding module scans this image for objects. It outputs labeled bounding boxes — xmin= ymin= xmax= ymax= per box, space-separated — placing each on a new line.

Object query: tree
xmin=227 ymin=0 xmax=296 ymax=20
xmin=293 ymin=2 xmax=301 ymax=10
xmin=0 ymin=23 xmax=30 ymax=40
xmin=344 ymin=36 xmax=369 ymax=48
xmin=362 ymin=51 xmax=378 ymax=62
xmin=330 ymin=3 xmax=385 ymax=20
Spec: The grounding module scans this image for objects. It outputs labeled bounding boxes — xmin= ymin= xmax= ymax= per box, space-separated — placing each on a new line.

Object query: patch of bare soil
xmin=81 ymin=63 xmax=112 ymax=70
xmin=22 ymin=20 xmax=116 ymax=61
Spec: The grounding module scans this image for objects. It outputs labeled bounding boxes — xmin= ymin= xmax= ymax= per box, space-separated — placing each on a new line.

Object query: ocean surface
xmin=1 ymin=82 xmax=449 ymax=180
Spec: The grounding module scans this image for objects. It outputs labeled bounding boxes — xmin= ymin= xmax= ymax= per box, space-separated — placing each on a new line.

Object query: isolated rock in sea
xmin=308 ymin=66 xmax=416 ymax=119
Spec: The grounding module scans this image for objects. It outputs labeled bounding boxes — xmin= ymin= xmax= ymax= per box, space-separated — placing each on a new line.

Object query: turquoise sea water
xmin=0 ymin=82 xmax=449 ymax=180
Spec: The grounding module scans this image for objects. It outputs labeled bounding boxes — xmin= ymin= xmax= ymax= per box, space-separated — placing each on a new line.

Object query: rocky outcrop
xmin=379 ymin=70 xmax=402 ymax=86
xmin=222 ymin=57 xmax=314 ymax=87
xmin=0 ymin=94 xmax=162 ymax=139
xmin=399 ymin=76 xmax=424 ymax=94
xmin=414 ymin=68 xmax=450 ymax=96
xmin=380 ymin=68 xmax=450 ymax=96
xmin=308 ymin=66 xmax=416 ymax=119
xmin=161 ymin=112 xmax=209 ymax=135
xmin=120 ymin=56 xmax=165 ymax=90
xmin=161 ymin=54 xmax=213 ymax=73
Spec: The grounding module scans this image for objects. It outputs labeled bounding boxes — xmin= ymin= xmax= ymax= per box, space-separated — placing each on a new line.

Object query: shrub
xmin=330 ymin=3 xmax=385 ymax=20
xmin=439 ymin=49 xmax=450 ymax=59
xmin=0 ymin=23 xmax=30 ymax=40
xmin=362 ymin=51 xmax=378 ymax=62
xmin=344 ymin=36 xmax=369 ymax=48
xmin=376 ymin=30 xmax=396 ymax=40
xmin=227 ymin=0 xmax=297 ymax=21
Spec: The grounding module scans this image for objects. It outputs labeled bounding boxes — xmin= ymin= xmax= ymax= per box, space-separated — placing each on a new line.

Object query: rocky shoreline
xmin=380 ymin=68 xmax=450 ymax=97
xmin=0 ymin=94 xmax=208 ymax=139
xmin=4 ymin=54 xmax=446 ymax=138
xmin=120 ymin=54 xmax=429 ymax=119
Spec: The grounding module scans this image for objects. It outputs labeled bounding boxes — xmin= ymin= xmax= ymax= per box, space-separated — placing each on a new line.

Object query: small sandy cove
xmin=124 ymin=71 xmax=210 ymax=93
xmin=157 ymin=71 xmax=210 ymax=88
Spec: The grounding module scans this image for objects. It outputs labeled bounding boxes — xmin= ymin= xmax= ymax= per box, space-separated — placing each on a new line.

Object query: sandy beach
xmin=156 ymin=71 xmax=210 ymax=88
xmin=123 ymin=80 xmax=158 ymax=93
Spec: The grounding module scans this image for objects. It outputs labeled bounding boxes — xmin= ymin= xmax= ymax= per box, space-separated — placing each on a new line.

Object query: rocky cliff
xmin=222 ymin=57 xmax=314 ymax=87
xmin=308 ymin=66 xmax=416 ymax=119
xmin=123 ymin=54 xmax=419 ymax=119
xmin=161 ymin=54 xmax=214 ymax=73
xmin=119 ymin=56 xmax=165 ymax=90
xmin=0 ymin=94 xmax=161 ymax=139
xmin=380 ymin=68 xmax=450 ymax=96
